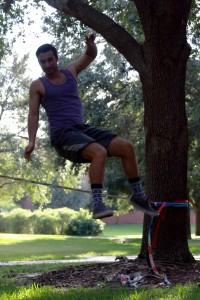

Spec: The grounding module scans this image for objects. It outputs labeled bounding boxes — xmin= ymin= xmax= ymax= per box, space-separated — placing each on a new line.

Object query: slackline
xmin=0 ymin=174 xmax=127 ymax=199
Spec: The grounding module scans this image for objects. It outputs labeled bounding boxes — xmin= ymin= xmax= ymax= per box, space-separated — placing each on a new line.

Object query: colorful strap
xmin=147 ymin=200 xmax=189 ymax=282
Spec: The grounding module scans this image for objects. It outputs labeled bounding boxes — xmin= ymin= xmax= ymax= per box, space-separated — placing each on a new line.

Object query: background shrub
xmin=0 ymin=207 xmax=103 ymax=236
xmin=3 ymin=208 xmax=32 ymax=234
xmin=30 ymin=209 xmax=59 ymax=234
xmin=0 ymin=213 xmax=5 ymax=232
xmin=30 ymin=208 xmax=76 ymax=234
xmin=55 ymin=207 xmax=77 ymax=234
xmin=65 ymin=209 xmax=104 ymax=236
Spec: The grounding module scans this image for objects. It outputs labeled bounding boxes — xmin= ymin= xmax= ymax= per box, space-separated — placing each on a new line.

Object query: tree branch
xmin=43 ymin=0 xmax=146 ymax=74
xmin=0 ymin=181 xmax=13 ymax=188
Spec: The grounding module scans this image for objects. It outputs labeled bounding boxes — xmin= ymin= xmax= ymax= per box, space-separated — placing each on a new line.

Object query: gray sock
xmin=91 ymin=184 xmax=103 ymax=208
xmin=128 ymin=178 xmax=147 ymax=201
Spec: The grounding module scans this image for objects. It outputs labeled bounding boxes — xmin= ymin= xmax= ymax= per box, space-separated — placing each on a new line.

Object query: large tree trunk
xmin=137 ymin=1 xmax=194 ymax=262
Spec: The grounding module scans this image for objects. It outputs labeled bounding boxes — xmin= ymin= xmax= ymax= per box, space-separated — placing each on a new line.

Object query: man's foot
xmin=129 ymin=195 xmax=159 ymax=217
xmin=93 ymin=202 xmax=114 ymax=219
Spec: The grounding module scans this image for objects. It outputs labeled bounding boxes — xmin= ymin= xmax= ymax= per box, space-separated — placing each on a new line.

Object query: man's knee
xmin=81 ymin=142 xmax=107 ymax=161
xmin=108 ymin=136 xmax=136 ymax=158
xmin=126 ymin=139 xmax=135 ymax=150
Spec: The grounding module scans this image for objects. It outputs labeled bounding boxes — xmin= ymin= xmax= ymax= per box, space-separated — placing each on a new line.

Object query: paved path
xmin=0 ymin=256 xmax=137 ymax=266
xmin=0 ymin=256 xmax=199 ymax=266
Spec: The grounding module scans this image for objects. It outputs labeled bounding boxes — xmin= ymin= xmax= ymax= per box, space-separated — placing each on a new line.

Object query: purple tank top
xmin=40 ymin=68 xmax=83 ymax=134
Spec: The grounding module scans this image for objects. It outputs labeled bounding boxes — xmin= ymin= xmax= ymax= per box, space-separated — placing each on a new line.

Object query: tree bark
xmin=137 ymin=0 xmax=194 ymax=262
xmin=195 ymin=208 xmax=200 ymax=236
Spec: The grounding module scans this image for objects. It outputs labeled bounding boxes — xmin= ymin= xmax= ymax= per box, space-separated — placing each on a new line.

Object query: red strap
xmin=153 ymin=203 xmax=166 ymax=248
xmin=151 ymin=200 xmax=189 ymax=248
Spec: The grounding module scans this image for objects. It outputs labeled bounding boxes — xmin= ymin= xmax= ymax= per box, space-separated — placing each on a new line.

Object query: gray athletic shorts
xmin=51 ymin=124 xmax=116 ymax=163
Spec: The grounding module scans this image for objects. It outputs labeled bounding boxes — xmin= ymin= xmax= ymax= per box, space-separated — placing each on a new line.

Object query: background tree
xmin=0 ymin=0 xmax=29 ymax=60
xmin=186 ymin=52 xmax=200 ymax=235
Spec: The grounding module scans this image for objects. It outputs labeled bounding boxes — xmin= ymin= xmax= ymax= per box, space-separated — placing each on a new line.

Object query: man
xmin=24 ymin=34 xmax=158 ymax=219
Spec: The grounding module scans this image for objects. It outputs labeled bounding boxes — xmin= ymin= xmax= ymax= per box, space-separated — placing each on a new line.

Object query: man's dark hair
xmin=36 ymin=44 xmax=58 ymax=59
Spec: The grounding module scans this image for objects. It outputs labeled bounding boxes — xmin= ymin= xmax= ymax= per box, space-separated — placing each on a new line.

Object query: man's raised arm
xmin=67 ymin=33 xmax=97 ymax=77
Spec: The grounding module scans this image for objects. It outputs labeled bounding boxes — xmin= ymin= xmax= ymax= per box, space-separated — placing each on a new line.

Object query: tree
xmin=2 ymin=0 xmax=199 ymax=262
xmin=0 ymin=0 xmax=28 ymax=61
xmin=0 ymin=53 xmax=32 ymax=203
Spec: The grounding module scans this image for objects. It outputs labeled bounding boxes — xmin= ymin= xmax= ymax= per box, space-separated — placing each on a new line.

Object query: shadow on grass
xmin=0 ymin=236 xmax=142 ymax=261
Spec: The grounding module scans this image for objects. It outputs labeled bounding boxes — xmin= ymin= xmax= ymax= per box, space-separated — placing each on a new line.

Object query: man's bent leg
xmin=81 ymin=142 xmax=113 ymax=219
xmin=81 ymin=142 xmax=107 ymax=183
xmin=107 ymin=136 xmax=140 ymax=178
xmin=107 ymin=137 xmax=159 ymax=217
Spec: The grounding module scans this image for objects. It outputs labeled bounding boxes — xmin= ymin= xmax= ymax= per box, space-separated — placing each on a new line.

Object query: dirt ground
xmin=29 ymin=257 xmax=200 ymax=289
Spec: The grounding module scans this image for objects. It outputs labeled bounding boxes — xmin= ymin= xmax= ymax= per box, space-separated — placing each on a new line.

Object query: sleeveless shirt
xmin=40 ymin=68 xmax=83 ymax=134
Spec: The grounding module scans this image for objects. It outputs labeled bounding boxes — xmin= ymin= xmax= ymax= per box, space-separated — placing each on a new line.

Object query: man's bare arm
xmin=67 ymin=34 xmax=97 ymax=77
xmin=24 ymin=81 xmax=41 ymax=160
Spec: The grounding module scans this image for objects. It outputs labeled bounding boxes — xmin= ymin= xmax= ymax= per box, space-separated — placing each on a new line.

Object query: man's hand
xmin=24 ymin=142 xmax=35 ymax=161
xmin=67 ymin=33 xmax=97 ymax=76
xmin=85 ymin=33 xmax=97 ymax=58
xmin=85 ymin=33 xmax=96 ymax=45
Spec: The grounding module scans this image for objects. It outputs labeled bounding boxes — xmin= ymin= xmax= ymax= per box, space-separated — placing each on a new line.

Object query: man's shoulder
xmin=31 ymin=77 xmax=44 ymax=86
xmin=30 ymin=78 xmax=44 ymax=93
xmin=65 ymin=64 xmax=77 ymax=79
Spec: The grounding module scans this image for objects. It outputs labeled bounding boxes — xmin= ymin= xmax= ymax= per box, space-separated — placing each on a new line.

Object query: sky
xmin=12 ymin=2 xmax=56 ymax=78
xmin=1 ymin=2 xmax=55 ymax=133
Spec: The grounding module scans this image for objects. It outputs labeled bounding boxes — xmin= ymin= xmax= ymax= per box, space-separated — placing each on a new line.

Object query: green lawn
xmin=0 ymin=224 xmax=142 ymax=261
xmin=0 ymin=284 xmax=199 ymax=300
xmin=102 ymin=224 xmax=143 ymax=237
xmin=0 ymin=224 xmax=199 ymax=261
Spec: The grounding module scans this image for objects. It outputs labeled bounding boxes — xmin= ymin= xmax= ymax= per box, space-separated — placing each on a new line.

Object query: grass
xmin=0 ymin=234 xmax=142 ymax=261
xmin=0 ymin=224 xmax=142 ymax=261
xmin=102 ymin=224 xmax=143 ymax=237
xmin=0 ymin=224 xmax=199 ymax=299
xmin=0 ymin=283 xmax=199 ymax=300
xmin=0 ymin=224 xmax=199 ymax=261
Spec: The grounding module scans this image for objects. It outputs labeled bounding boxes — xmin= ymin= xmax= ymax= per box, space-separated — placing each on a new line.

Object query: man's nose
xmin=45 ymin=62 xmax=50 ymax=67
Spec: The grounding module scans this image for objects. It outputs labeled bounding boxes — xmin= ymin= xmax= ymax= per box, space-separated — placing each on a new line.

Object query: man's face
xmin=38 ymin=50 xmax=58 ymax=76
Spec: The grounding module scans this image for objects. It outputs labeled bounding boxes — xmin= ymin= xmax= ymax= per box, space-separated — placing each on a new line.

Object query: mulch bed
xmin=30 ymin=257 xmax=200 ymax=289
